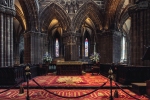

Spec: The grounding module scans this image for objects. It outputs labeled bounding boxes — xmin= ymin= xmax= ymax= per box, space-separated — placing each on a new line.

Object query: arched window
xmin=55 ymin=38 xmax=59 ymax=57
xmin=121 ymin=17 xmax=130 ymax=63
xmin=121 ymin=36 xmax=127 ymax=63
xmin=85 ymin=38 xmax=88 ymax=57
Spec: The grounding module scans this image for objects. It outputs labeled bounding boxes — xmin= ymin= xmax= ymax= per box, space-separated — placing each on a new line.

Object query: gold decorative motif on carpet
xmin=56 ymin=76 xmax=85 ymax=85
xmin=22 ymin=73 xmax=114 ymax=87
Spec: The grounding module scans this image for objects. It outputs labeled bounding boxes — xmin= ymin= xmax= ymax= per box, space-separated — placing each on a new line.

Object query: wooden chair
xmin=38 ymin=64 xmax=49 ymax=76
xmin=91 ymin=62 xmax=100 ymax=75
xmin=42 ymin=64 xmax=49 ymax=75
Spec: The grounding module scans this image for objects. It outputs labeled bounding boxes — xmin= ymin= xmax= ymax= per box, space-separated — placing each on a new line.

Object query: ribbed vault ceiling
xmin=14 ymin=0 xmax=131 ymax=35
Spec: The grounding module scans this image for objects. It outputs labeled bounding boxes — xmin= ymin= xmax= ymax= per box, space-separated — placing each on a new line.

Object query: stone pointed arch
xmin=18 ymin=0 xmax=39 ymax=31
xmin=40 ymin=3 xmax=71 ymax=32
xmin=118 ymin=4 xmax=133 ymax=32
xmin=114 ymin=0 xmax=125 ymax=30
xmin=104 ymin=0 xmax=121 ymax=30
xmin=72 ymin=1 xmax=103 ymax=32
xmin=15 ymin=5 xmax=26 ymax=31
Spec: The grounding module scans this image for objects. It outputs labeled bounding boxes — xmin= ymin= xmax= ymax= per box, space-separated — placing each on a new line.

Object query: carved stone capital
xmin=5 ymin=8 xmax=16 ymax=16
xmin=0 ymin=0 xmax=7 ymax=6
xmin=128 ymin=1 xmax=150 ymax=14
xmin=24 ymin=32 xmax=31 ymax=38
xmin=113 ymin=31 xmax=122 ymax=37
xmin=39 ymin=32 xmax=46 ymax=37
xmin=0 ymin=5 xmax=16 ymax=16
xmin=0 ymin=5 xmax=5 ymax=13
xmin=11 ymin=9 xmax=16 ymax=16
xmin=5 ymin=8 xmax=10 ymax=14
xmin=25 ymin=31 xmax=47 ymax=38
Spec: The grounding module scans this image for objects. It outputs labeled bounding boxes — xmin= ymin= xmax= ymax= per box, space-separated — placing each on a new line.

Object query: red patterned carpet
xmin=22 ymin=73 xmax=116 ymax=87
xmin=0 ymin=73 xmax=149 ymax=100
xmin=0 ymin=89 xmax=148 ymax=100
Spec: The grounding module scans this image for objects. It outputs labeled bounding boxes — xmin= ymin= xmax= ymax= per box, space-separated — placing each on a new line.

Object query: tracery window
xmin=55 ymin=38 xmax=59 ymax=57
xmin=85 ymin=38 xmax=88 ymax=57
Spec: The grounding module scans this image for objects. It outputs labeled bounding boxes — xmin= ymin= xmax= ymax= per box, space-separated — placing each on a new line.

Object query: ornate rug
xmin=22 ymin=73 xmax=115 ymax=87
xmin=0 ymin=89 xmax=148 ymax=100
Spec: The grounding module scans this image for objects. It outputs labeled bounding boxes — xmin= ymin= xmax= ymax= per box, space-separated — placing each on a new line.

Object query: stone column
xmin=128 ymin=2 xmax=150 ymax=66
xmin=38 ymin=33 xmax=45 ymax=63
xmin=7 ymin=0 xmax=10 ymax=7
xmin=98 ymin=32 xmax=113 ymax=63
xmin=112 ymin=31 xmax=121 ymax=63
xmin=63 ymin=32 xmax=79 ymax=61
xmin=0 ymin=13 xmax=4 ymax=67
xmin=24 ymin=31 xmax=46 ymax=64
xmin=81 ymin=36 xmax=85 ymax=59
xmin=39 ymin=34 xmax=43 ymax=63
xmin=6 ymin=15 xmax=10 ymax=66
xmin=59 ymin=37 xmax=63 ymax=58
xmin=24 ymin=32 xmax=31 ymax=64
xmin=30 ymin=32 xmax=38 ymax=64
xmin=37 ymin=33 xmax=42 ymax=63
xmin=30 ymin=32 xmax=34 ymax=64
xmin=90 ymin=41 xmax=94 ymax=57
xmin=48 ymin=37 xmax=51 ymax=57
xmin=10 ymin=14 xmax=13 ymax=66
xmin=0 ymin=1 xmax=15 ymax=67
xmin=36 ymin=33 xmax=39 ymax=63
xmin=4 ymin=15 xmax=7 ymax=66
xmin=34 ymin=32 xmax=46 ymax=64
xmin=40 ymin=33 xmax=48 ymax=59
xmin=127 ymin=37 xmax=131 ymax=65
xmin=14 ymin=42 xmax=20 ymax=65
xmin=52 ymin=38 xmax=54 ymax=58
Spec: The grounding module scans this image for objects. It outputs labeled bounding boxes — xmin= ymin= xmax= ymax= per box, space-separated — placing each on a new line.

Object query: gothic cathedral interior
xmin=0 ymin=0 xmax=150 ymax=66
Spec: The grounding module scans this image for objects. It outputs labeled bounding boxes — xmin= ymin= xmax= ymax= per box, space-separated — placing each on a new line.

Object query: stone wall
xmin=113 ymin=31 xmax=122 ymax=63
xmin=130 ymin=8 xmax=150 ymax=66
xmin=97 ymin=32 xmax=113 ymax=63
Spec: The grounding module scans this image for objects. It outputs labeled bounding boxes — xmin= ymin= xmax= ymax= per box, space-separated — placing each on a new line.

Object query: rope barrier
xmin=32 ymin=79 xmax=107 ymax=99
xmin=0 ymin=80 xmax=23 ymax=94
xmin=115 ymin=82 xmax=140 ymax=100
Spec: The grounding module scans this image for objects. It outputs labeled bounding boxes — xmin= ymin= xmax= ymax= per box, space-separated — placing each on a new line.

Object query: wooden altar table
xmin=56 ymin=61 xmax=83 ymax=75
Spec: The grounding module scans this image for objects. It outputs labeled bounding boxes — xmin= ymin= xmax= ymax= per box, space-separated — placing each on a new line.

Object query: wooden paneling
xmin=117 ymin=66 xmax=150 ymax=85
xmin=0 ymin=66 xmax=24 ymax=85
xmin=0 ymin=65 xmax=38 ymax=86
xmin=100 ymin=63 xmax=150 ymax=85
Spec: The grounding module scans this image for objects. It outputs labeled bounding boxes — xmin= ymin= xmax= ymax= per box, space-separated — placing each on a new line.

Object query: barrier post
xmin=25 ymin=66 xmax=31 ymax=100
xmin=108 ymin=68 xmax=114 ymax=100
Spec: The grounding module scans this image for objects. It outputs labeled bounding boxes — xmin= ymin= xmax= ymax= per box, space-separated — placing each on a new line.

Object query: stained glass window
xmin=85 ymin=38 xmax=88 ymax=57
xmin=55 ymin=38 xmax=59 ymax=57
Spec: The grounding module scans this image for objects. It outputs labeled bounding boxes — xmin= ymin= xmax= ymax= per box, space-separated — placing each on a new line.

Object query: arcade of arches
xmin=0 ymin=0 xmax=150 ymax=67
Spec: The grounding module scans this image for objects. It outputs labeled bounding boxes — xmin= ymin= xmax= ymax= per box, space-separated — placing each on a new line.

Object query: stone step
xmin=131 ymin=83 xmax=146 ymax=95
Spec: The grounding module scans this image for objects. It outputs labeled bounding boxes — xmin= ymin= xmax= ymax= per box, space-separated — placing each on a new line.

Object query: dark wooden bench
xmin=91 ymin=65 xmax=100 ymax=75
xmin=146 ymin=80 xmax=150 ymax=97
xmin=131 ymin=83 xmax=146 ymax=95
xmin=91 ymin=62 xmax=100 ymax=75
